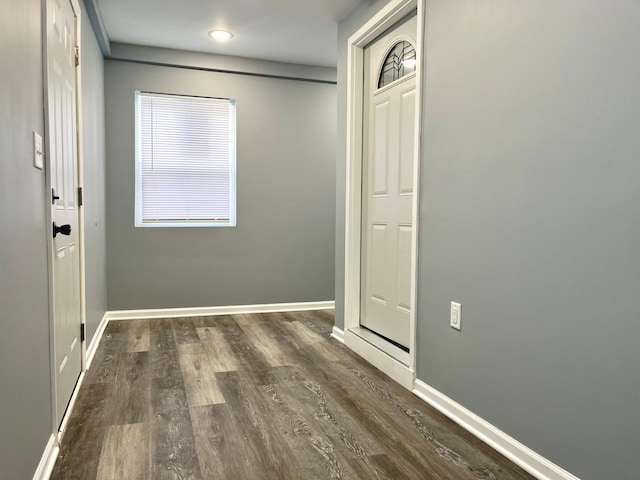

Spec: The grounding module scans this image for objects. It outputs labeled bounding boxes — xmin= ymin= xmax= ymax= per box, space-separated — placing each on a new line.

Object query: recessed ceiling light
xmin=402 ymin=59 xmax=417 ymax=68
xmin=208 ymin=30 xmax=233 ymax=41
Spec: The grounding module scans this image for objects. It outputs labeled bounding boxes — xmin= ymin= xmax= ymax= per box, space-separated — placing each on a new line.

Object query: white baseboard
xmin=32 ymin=434 xmax=58 ymax=480
xmin=331 ymin=326 xmax=345 ymax=343
xmin=344 ymin=330 xmax=414 ymax=390
xmin=58 ymin=370 xmax=86 ymax=444
xmin=106 ymin=300 xmax=335 ymax=321
xmin=85 ymin=312 xmax=109 ymax=370
xmin=412 ymin=380 xmax=580 ymax=480
xmin=36 ymin=312 xmax=105 ymax=480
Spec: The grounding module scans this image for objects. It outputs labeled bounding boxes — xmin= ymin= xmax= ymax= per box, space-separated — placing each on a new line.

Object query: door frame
xmin=343 ymin=0 xmax=425 ymax=389
xmin=42 ymin=0 xmax=88 ymax=438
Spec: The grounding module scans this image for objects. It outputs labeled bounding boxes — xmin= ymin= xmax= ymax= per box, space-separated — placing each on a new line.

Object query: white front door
xmin=360 ymin=14 xmax=418 ymax=349
xmin=48 ymin=0 xmax=82 ymax=426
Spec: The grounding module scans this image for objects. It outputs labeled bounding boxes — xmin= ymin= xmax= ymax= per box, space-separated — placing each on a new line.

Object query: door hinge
xmin=78 ymin=187 xmax=83 ymax=206
xmin=80 ymin=323 xmax=86 ymax=342
xmin=75 ymin=46 xmax=80 ymax=67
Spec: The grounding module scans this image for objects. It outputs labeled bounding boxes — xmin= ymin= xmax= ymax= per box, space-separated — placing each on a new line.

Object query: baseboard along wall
xmin=106 ymin=300 xmax=335 ymax=321
xmin=334 ymin=326 xmax=579 ymax=480
xmin=412 ymin=380 xmax=580 ymax=480
xmin=32 ymin=434 xmax=58 ymax=480
xmin=331 ymin=326 xmax=345 ymax=343
xmin=85 ymin=312 xmax=110 ymax=370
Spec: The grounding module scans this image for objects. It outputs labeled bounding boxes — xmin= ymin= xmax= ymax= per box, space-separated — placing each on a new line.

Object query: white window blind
xmin=135 ymin=91 xmax=236 ymax=227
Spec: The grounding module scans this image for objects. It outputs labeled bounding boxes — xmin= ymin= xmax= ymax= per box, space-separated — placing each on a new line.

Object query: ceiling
xmin=97 ymin=0 xmax=366 ymax=67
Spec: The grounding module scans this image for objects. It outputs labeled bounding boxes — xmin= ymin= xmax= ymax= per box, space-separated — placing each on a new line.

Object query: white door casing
xmin=343 ymin=0 xmax=424 ymax=389
xmin=47 ymin=0 xmax=83 ymax=427
xmin=360 ymin=15 xmax=417 ymax=348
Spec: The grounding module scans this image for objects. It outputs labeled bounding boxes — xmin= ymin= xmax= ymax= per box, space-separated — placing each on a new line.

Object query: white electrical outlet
xmin=450 ymin=302 xmax=461 ymax=331
xmin=33 ymin=131 xmax=44 ymax=170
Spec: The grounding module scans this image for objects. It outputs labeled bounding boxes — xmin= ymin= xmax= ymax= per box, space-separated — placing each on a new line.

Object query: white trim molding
xmin=107 ymin=301 xmax=335 ymax=321
xmin=58 ymin=370 xmax=85 ymax=443
xmin=412 ymin=380 xmax=581 ymax=480
xmin=331 ymin=326 xmax=345 ymax=343
xmin=345 ymin=330 xmax=414 ymax=390
xmin=343 ymin=0 xmax=426 ymax=386
xmin=85 ymin=312 xmax=109 ymax=370
xmin=32 ymin=434 xmax=58 ymax=480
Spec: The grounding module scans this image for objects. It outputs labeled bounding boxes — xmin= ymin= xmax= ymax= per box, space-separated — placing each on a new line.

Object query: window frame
xmin=134 ymin=91 xmax=237 ymax=228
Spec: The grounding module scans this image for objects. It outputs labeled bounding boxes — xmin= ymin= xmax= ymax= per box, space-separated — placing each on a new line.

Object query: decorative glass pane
xmin=378 ymin=41 xmax=416 ymax=88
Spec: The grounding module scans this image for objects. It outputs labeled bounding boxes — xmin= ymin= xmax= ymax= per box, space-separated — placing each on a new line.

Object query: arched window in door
xmin=378 ymin=41 xmax=416 ymax=88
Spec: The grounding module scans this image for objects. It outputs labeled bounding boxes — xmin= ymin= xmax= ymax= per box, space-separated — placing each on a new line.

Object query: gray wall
xmin=339 ymin=0 xmax=640 ymax=479
xmin=418 ymin=1 xmax=640 ymax=478
xmin=0 ymin=1 xmax=107 ymax=477
xmin=0 ymin=1 xmax=52 ymax=478
xmin=81 ymin=6 xmax=107 ymax=344
xmin=105 ymin=52 xmax=336 ymax=310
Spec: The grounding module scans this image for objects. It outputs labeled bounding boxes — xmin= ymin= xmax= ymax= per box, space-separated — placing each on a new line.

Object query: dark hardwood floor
xmin=51 ymin=310 xmax=535 ymax=480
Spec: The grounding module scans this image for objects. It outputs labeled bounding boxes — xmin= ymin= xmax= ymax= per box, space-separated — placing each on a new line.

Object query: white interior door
xmin=360 ymin=14 xmax=417 ymax=349
xmin=48 ymin=0 xmax=82 ymax=426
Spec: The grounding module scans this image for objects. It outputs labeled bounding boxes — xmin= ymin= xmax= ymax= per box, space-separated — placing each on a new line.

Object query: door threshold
xmin=349 ymin=326 xmax=411 ymax=366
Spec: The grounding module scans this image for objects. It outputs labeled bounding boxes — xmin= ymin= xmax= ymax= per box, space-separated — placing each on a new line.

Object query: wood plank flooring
xmin=51 ymin=310 xmax=535 ymax=480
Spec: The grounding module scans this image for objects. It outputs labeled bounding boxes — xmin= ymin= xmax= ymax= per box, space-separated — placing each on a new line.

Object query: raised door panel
xmin=398 ymin=87 xmax=416 ymax=196
xmin=368 ymin=224 xmax=388 ymax=305
xmin=396 ymin=225 xmax=413 ymax=312
xmin=63 ymin=76 xmax=77 ymax=209
xmin=372 ymin=100 xmax=390 ymax=197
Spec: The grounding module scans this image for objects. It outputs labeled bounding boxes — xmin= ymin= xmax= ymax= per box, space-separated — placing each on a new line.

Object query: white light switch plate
xmin=33 ymin=132 xmax=44 ymax=169
xmin=450 ymin=302 xmax=461 ymax=330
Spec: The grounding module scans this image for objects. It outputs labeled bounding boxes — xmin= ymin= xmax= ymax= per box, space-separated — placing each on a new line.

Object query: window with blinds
xmin=135 ymin=91 xmax=236 ymax=227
